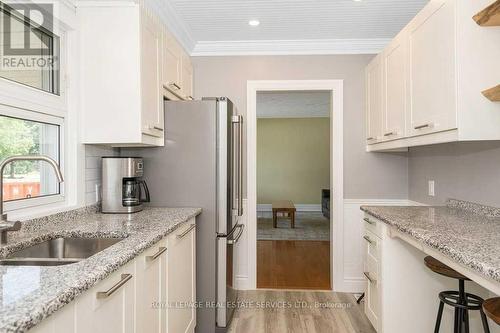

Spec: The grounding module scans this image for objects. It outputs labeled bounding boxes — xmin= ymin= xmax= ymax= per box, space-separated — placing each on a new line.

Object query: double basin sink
xmin=0 ymin=237 xmax=125 ymax=266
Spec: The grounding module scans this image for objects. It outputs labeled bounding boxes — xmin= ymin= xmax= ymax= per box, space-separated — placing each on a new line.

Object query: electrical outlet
xmin=95 ymin=184 xmax=102 ymax=203
xmin=428 ymin=180 xmax=435 ymax=197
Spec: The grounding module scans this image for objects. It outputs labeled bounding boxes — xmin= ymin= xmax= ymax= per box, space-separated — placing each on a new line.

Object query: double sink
xmin=0 ymin=237 xmax=125 ymax=266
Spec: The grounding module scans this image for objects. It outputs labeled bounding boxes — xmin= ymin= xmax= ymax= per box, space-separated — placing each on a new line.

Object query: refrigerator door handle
xmin=227 ymin=224 xmax=244 ymax=245
xmin=231 ymin=116 xmax=240 ymax=216
xmin=237 ymin=115 xmax=243 ymax=217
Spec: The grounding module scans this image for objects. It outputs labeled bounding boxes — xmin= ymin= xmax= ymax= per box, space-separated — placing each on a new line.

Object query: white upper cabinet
xmin=366 ymin=54 xmax=384 ymax=145
xmin=381 ymin=31 xmax=407 ymax=142
xmin=366 ymin=0 xmax=500 ymax=152
xmin=408 ymin=0 xmax=457 ymax=137
xmin=163 ymin=30 xmax=182 ymax=95
xmin=79 ymin=1 xmax=194 ymax=147
xmin=141 ymin=7 xmax=164 ymax=138
xmin=181 ymin=51 xmax=194 ymax=100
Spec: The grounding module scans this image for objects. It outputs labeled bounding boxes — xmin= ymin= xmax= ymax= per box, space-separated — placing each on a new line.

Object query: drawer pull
xmin=363 ymin=235 xmax=375 ymax=245
xmin=363 ymin=217 xmax=376 ymax=225
xmin=96 ymin=274 xmax=132 ymax=299
xmin=366 ymin=137 xmax=375 ymax=141
xmin=177 ymin=224 xmax=196 ymax=239
xmin=364 ymin=272 xmax=377 ymax=284
xmin=414 ymin=123 xmax=432 ymax=130
xmin=383 ymin=132 xmax=395 ymax=137
xmin=168 ymin=82 xmax=181 ymax=90
xmin=146 ymin=247 xmax=167 ymax=261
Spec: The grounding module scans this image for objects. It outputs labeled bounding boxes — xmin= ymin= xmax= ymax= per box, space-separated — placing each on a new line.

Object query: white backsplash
xmin=84 ymin=145 xmax=119 ymax=205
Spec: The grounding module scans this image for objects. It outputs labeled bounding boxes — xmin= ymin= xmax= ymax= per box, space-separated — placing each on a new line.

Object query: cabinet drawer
xmin=363 ymin=214 xmax=383 ymax=238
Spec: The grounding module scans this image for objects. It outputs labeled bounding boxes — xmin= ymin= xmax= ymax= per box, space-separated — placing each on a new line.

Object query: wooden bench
xmin=272 ymin=201 xmax=296 ymax=228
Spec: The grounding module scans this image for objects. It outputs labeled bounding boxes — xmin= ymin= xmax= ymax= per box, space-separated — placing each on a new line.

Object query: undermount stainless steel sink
xmin=0 ymin=237 xmax=125 ymax=266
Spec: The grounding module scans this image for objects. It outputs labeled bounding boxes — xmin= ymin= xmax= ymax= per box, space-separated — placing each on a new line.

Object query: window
xmin=0 ymin=114 xmax=61 ymax=203
xmin=0 ymin=2 xmax=60 ymax=95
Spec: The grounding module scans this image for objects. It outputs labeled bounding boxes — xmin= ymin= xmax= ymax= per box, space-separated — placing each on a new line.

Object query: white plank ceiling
xmin=257 ymin=91 xmax=331 ymax=118
xmin=169 ymin=0 xmax=428 ymax=41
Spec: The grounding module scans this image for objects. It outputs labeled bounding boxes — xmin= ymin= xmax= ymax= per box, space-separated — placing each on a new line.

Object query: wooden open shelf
xmin=482 ymin=85 xmax=500 ymax=102
xmin=473 ymin=0 xmax=500 ymax=26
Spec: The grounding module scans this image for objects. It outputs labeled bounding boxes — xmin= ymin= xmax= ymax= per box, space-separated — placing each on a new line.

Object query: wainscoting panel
xmin=341 ymin=199 xmax=414 ymax=292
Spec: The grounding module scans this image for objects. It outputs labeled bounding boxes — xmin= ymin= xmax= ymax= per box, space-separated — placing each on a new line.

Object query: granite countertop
xmin=361 ymin=199 xmax=500 ymax=285
xmin=0 ymin=205 xmax=201 ymax=333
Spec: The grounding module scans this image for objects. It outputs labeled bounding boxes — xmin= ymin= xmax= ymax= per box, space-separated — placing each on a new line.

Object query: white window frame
xmin=0 ymin=1 xmax=76 ymax=218
xmin=0 ymin=105 xmax=65 ymax=212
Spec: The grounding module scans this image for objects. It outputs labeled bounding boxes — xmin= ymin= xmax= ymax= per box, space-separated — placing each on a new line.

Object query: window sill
xmin=3 ymin=195 xmax=78 ymax=221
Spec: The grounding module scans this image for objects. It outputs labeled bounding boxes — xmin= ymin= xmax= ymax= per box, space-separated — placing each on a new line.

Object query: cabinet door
xmin=381 ymin=32 xmax=407 ymax=142
xmin=136 ymin=241 xmax=168 ymax=333
xmin=167 ymin=221 xmax=196 ymax=333
xmin=408 ymin=0 xmax=457 ymax=136
xmin=364 ymin=230 xmax=380 ymax=332
xmin=181 ymin=51 xmax=193 ymax=100
xmin=76 ymin=264 xmax=135 ymax=333
xmin=163 ymin=31 xmax=182 ymax=96
xmin=140 ymin=7 xmax=164 ymax=138
xmin=366 ymin=54 xmax=384 ymax=145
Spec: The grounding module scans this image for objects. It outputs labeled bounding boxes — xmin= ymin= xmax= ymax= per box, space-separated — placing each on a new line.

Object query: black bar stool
xmin=483 ymin=297 xmax=500 ymax=326
xmin=424 ymin=256 xmax=490 ymax=333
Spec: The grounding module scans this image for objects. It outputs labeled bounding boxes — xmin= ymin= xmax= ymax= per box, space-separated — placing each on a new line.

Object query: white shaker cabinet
xmin=365 ymin=54 xmax=384 ymax=145
xmin=408 ymin=0 xmax=457 ymax=137
xmin=380 ymin=31 xmax=407 ymax=142
xmin=181 ymin=51 xmax=194 ymax=101
xmin=366 ymin=0 xmax=500 ymax=152
xmin=167 ymin=222 xmax=197 ymax=333
xmin=76 ymin=264 xmax=136 ymax=333
xmin=163 ymin=30 xmax=183 ymax=98
xmin=140 ymin=7 xmax=164 ymax=139
xmin=135 ymin=241 xmax=168 ymax=333
xmin=79 ymin=1 xmax=195 ymax=147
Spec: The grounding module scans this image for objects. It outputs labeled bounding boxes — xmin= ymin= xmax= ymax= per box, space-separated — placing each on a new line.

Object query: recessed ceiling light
xmin=248 ymin=20 xmax=260 ymax=27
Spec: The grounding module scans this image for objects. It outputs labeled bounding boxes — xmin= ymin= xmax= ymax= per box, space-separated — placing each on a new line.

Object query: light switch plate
xmin=428 ymin=180 xmax=435 ymax=197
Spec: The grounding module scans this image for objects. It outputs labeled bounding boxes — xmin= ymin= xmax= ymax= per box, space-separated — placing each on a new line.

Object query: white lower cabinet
xmin=166 ymin=222 xmax=196 ymax=333
xmin=135 ymin=240 xmax=168 ymax=333
xmin=29 ymin=219 xmax=196 ymax=333
xmin=76 ymin=263 xmax=136 ymax=333
xmin=363 ymin=217 xmax=382 ymax=332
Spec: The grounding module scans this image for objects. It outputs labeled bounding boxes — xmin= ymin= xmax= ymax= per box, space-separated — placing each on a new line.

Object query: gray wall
xmin=192 ymin=55 xmax=408 ymax=200
xmin=409 ymin=141 xmax=500 ymax=207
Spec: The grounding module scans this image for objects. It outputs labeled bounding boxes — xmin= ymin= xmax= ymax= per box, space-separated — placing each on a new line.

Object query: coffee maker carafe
xmin=101 ymin=157 xmax=150 ymax=214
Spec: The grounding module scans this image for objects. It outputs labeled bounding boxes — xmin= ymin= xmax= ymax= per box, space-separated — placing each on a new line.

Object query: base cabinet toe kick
xmin=362 ymin=213 xmax=500 ymax=333
xmin=29 ymin=218 xmax=197 ymax=333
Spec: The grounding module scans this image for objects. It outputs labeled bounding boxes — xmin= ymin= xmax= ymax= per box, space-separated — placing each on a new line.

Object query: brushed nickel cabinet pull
xmin=364 ymin=272 xmax=376 ymax=284
xmin=414 ymin=123 xmax=432 ymax=130
xmin=146 ymin=247 xmax=167 ymax=261
xmin=384 ymin=132 xmax=395 ymax=136
xmin=366 ymin=137 xmax=375 ymax=141
xmin=153 ymin=126 xmax=164 ymax=131
xmin=96 ymin=274 xmax=132 ymax=299
xmin=177 ymin=224 xmax=196 ymax=239
xmin=168 ymin=82 xmax=181 ymax=90
xmin=363 ymin=235 xmax=374 ymax=244
xmin=363 ymin=217 xmax=376 ymax=225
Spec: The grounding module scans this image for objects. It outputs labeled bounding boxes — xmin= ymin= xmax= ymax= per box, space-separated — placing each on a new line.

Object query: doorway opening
xmin=247 ymin=80 xmax=344 ymax=292
xmin=256 ymin=91 xmax=331 ymax=290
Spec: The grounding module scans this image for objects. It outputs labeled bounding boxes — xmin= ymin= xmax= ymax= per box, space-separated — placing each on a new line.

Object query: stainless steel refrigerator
xmin=124 ymin=97 xmax=244 ymax=333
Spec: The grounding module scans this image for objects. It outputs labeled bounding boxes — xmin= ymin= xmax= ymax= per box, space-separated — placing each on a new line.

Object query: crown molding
xmin=190 ymin=38 xmax=390 ymax=56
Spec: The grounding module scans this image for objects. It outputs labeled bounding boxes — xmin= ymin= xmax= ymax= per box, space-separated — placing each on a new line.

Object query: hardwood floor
xmin=257 ymin=240 xmax=331 ymax=290
xmin=228 ymin=290 xmax=376 ymax=333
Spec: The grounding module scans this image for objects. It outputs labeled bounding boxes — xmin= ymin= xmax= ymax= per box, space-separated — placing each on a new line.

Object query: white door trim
xmin=246 ymin=80 xmax=344 ymax=290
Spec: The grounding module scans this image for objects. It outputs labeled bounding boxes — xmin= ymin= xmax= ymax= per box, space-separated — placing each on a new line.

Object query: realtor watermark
xmin=0 ymin=2 xmax=59 ymax=71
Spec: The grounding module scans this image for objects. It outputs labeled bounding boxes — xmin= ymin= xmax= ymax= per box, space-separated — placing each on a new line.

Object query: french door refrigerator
xmin=124 ymin=97 xmax=244 ymax=333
